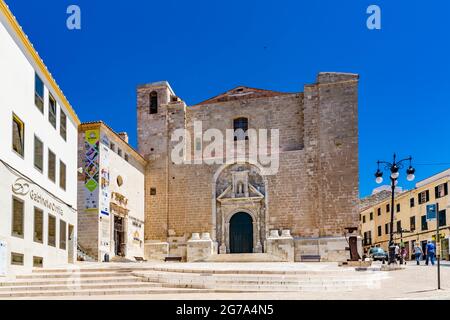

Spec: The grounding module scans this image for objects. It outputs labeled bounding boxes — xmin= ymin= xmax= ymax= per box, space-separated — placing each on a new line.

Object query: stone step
xmin=0 ymin=287 xmax=213 ymax=299
xmin=145 ymin=277 xmax=382 ymax=288
xmin=144 ymin=266 xmax=359 ymax=276
xmin=0 ymin=282 xmax=162 ymax=292
xmin=0 ymin=276 xmax=146 ymax=287
xmin=134 ymin=270 xmax=383 ymax=281
xmin=31 ymin=267 xmax=154 ymax=274
xmin=201 ymin=253 xmax=286 ymax=263
xmin=16 ymin=272 xmax=135 ymax=280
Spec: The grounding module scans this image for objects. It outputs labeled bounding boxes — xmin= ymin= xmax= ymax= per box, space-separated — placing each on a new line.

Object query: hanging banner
xmin=99 ymin=133 xmax=111 ymax=216
xmin=84 ymin=130 xmax=100 ymax=211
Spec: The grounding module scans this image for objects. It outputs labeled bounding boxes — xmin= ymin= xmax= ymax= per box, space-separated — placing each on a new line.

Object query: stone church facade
xmin=137 ymin=72 xmax=360 ymax=262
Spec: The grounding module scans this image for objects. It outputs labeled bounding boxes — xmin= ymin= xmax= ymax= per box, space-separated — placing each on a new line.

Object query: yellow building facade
xmin=360 ymin=169 xmax=450 ymax=260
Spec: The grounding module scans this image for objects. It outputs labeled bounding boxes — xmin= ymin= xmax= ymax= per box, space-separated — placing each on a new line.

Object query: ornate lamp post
xmin=375 ymin=154 xmax=416 ymax=265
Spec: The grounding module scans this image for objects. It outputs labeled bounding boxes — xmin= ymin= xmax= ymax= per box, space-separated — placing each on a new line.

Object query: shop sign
xmin=12 ymin=178 xmax=64 ymax=216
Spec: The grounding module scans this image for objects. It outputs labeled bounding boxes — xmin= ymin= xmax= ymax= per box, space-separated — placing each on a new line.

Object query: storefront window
xmin=12 ymin=197 xmax=24 ymax=238
xmin=48 ymin=214 xmax=56 ymax=247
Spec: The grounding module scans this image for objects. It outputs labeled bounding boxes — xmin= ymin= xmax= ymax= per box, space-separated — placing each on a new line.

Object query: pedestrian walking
xmin=425 ymin=241 xmax=436 ymax=266
xmin=413 ymin=244 xmax=422 ymax=265
xmin=401 ymin=246 xmax=407 ymax=265
xmin=395 ymin=244 xmax=400 ymax=263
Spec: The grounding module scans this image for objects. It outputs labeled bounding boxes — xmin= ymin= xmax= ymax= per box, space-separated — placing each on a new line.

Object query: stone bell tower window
xmin=150 ymin=91 xmax=158 ymax=114
xmin=234 ymin=117 xmax=248 ymax=141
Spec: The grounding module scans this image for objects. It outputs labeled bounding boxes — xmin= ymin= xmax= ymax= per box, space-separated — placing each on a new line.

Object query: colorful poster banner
xmin=84 ymin=130 xmax=100 ymax=210
xmin=99 ymin=133 xmax=111 ymax=216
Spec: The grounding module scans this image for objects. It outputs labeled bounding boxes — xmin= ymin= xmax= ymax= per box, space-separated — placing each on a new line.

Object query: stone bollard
xmin=187 ymin=232 xmax=215 ymax=262
xmin=266 ymin=229 xmax=294 ymax=262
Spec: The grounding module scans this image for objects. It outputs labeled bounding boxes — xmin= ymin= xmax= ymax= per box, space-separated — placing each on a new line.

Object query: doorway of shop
xmin=114 ymin=216 xmax=126 ymax=257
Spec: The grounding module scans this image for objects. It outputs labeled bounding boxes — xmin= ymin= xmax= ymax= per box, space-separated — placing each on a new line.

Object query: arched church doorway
xmin=229 ymin=212 xmax=253 ymax=253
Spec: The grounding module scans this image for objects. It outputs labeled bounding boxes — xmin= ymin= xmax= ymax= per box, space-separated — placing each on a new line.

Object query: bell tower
xmin=137 ymin=81 xmax=176 ymax=158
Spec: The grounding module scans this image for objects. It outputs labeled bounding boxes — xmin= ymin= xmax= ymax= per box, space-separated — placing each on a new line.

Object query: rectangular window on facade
xmin=370 ymin=212 xmax=373 ymax=221
xmin=363 ymin=215 xmax=366 ymax=223
xmin=377 ymin=208 xmax=381 ymax=216
xmin=35 ymin=73 xmax=44 ymax=112
xmin=48 ymin=149 xmax=56 ymax=183
xmin=11 ymin=253 xmax=24 ymax=266
xmin=60 ymin=111 xmax=67 ymax=141
xmin=378 ymin=226 xmax=382 ymax=237
xmin=418 ymin=190 xmax=430 ymax=205
xmin=12 ymin=114 xmax=25 ymax=157
xmin=234 ymin=118 xmax=249 ymax=141
xmin=439 ymin=210 xmax=446 ymax=227
xmin=150 ymin=188 xmax=157 ymax=196
xmin=34 ymin=207 xmax=43 ymax=244
xmin=110 ymin=142 xmax=115 ymax=152
xmin=385 ymin=223 xmax=389 ymax=235
xmin=34 ymin=135 xmax=44 ymax=172
xmin=396 ymin=203 xmax=401 ymax=213
xmin=421 ymin=215 xmax=428 ymax=231
xmin=410 ymin=216 xmax=416 ymax=231
xmin=124 ymin=154 xmax=129 ymax=162
xmin=410 ymin=198 xmax=415 ymax=208
xmin=118 ymin=148 xmax=123 ymax=157
xmin=33 ymin=256 xmax=43 ymax=268
xmin=386 ymin=204 xmax=390 ymax=213
xmin=48 ymin=214 xmax=56 ymax=247
xmin=396 ymin=220 xmax=402 ymax=232
xmin=59 ymin=220 xmax=66 ymax=250
xmin=12 ymin=197 xmax=24 ymax=238
xmin=48 ymin=94 xmax=57 ymax=128
xmin=59 ymin=161 xmax=66 ymax=190
xmin=435 ymin=183 xmax=448 ymax=199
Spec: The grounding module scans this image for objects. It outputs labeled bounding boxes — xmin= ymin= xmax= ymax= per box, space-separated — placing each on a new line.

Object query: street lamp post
xmin=375 ymin=153 xmax=416 ymax=265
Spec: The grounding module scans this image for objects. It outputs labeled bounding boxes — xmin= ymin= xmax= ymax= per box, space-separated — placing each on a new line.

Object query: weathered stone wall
xmin=137 ymin=73 xmax=359 ymax=261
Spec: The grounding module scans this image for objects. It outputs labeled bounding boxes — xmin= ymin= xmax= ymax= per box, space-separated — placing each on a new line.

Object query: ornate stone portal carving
xmin=215 ymin=164 xmax=267 ymax=254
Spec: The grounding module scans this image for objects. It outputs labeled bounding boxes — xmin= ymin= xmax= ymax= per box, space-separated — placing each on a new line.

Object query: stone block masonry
xmin=137 ymin=73 xmax=359 ymax=262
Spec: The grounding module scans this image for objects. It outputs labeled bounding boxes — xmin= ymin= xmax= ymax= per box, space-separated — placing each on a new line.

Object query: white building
xmin=0 ymin=2 xmax=80 ymax=275
xmin=78 ymin=122 xmax=146 ymax=262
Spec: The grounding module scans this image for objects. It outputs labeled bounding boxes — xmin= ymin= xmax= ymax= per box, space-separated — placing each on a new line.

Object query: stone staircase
xmin=0 ymin=263 xmax=390 ymax=299
xmin=133 ymin=264 xmax=390 ymax=293
xmin=201 ymin=253 xmax=286 ymax=263
xmin=0 ymin=266 xmax=211 ymax=299
xmin=77 ymin=244 xmax=96 ymax=262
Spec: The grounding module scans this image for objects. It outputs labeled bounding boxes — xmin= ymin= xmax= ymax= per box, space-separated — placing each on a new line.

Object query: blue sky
xmin=5 ymin=0 xmax=450 ymax=197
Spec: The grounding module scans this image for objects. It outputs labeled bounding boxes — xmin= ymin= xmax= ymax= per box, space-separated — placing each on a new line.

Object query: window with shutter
xmin=410 ymin=216 xmax=416 ymax=231
xmin=435 ymin=183 xmax=448 ymax=199
xmin=439 ymin=210 xmax=446 ymax=227
xmin=421 ymin=215 xmax=428 ymax=231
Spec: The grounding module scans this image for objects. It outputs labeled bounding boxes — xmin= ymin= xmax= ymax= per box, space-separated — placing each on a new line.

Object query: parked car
xmin=368 ymin=247 xmax=388 ymax=261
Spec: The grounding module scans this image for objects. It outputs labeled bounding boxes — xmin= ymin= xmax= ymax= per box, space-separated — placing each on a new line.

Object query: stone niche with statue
xmin=214 ymin=163 xmax=267 ymax=255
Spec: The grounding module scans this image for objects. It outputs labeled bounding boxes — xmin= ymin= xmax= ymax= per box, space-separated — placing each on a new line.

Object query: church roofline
xmin=194 ymin=86 xmax=295 ymax=106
